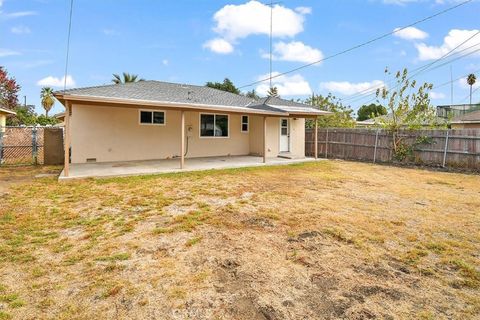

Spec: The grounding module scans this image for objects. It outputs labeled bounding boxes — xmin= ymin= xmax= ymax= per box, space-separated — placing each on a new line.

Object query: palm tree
xmin=112 ymin=72 xmax=145 ymax=84
xmin=267 ymin=86 xmax=279 ymax=98
xmin=467 ymin=73 xmax=477 ymax=105
xmin=40 ymin=87 xmax=55 ymax=117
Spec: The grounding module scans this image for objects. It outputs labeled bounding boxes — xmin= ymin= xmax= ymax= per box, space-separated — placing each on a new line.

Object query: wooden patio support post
xmin=64 ymin=102 xmax=70 ymax=177
xmin=263 ymin=116 xmax=267 ymax=163
xmin=180 ymin=110 xmax=185 ymax=169
xmin=314 ymin=116 xmax=318 ymax=159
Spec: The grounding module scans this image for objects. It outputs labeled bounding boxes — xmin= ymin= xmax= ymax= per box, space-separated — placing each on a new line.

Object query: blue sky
xmin=1 ymin=0 xmax=479 ymax=116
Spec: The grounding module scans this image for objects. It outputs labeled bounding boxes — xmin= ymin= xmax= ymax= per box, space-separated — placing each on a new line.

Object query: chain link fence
xmin=0 ymin=126 xmax=63 ymax=166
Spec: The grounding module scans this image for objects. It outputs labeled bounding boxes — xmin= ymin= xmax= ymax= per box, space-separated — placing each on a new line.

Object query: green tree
xmin=112 ymin=72 xmax=144 ymax=84
xmin=40 ymin=87 xmax=55 ymax=117
xmin=376 ymin=68 xmax=440 ymax=160
xmin=305 ymin=93 xmax=355 ymax=128
xmin=7 ymin=105 xmax=37 ymax=126
xmin=6 ymin=105 xmax=59 ymax=126
xmin=205 ymin=78 xmax=240 ymax=94
xmin=245 ymin=89 xmax=260 ymax=99
xmin=0 ymin=66 xmax=20 ymax=110
xmin=267 ymin=86 xmax=279 ymax=98
xmin=356 ymin=103 xmax=387 ymax=121
xmin=467 ymin=73 xmax=476 ymax=105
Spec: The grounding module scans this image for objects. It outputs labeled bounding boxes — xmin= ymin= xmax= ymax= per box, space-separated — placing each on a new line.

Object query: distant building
xmin=451 ymin=110 xmax=480 ymax=129
xmin=436 ymin=104 xmax=480 ymax=119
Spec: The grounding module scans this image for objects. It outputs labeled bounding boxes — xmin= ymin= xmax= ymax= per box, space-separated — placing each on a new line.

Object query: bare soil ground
xmin=0 ymin=161 xmax=479 ymax=319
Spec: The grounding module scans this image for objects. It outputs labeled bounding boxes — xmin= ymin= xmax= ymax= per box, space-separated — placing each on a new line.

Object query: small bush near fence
xmin=306 ymin=128 xmax=480 ymax=171
xmin=0 ymin=126 xmax=64 ymax=166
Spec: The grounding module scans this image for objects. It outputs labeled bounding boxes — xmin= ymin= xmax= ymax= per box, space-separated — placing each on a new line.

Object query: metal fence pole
xmin=32 ymin=127 xmax=38 ymax=165
xmin=373 ymin=129 xmax=379 ymax=163
xmin=0 ymin=130 xmax=3 ymax=165
xmin=442 ymin=130 xmax=450 ymax=168
xmin=325 ymin=129 xmax=329 ymax=159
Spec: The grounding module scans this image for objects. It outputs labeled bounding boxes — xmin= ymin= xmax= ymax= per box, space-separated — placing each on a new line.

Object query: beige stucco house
xmin=0 ymin=107 xmax=16 ymax=132
xmin=54 ymin=81 xmax=330 ymax=178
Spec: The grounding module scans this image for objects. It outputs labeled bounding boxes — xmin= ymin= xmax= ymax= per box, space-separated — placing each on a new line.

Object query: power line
xmin=341 ymin=39 xmax=480 ymax=105
xmin=237 ymin=0 xmax=474 ymax=90
xmin=461 ymin=85 xmax=480 ymax=103
xmin=353 ymin=68 xmax=480 ymax=107
xmin=63 ymin=0 xmax=74 ymax=93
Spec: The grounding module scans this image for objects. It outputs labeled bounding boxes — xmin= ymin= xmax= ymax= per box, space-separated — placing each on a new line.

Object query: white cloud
xmin=0 ymin=48 xmax=20 ymax=57
xmin=383 ymin=0 xmax=419 ymax=5
xmin=0 ymin=1 xmax=37 ymax=19
xmin=320 ymin=80 xmax=386 ymax=96
xmin=458 ymin=77 xmax=480 ymax=90
xmin=295 ymin=6 xmax=312 ymax=15
xmin=162 ymin=59 xmax=169 ymax=66
xmin=205 ymin=1 xmax=310 ymax=53
xmin=429 ymin=91 xmax=446 ymax=99
xmin=11 ymin=25 xmax=30 ymax=34
xmin=262 ymin=41 xmax=323 ymax=64
xmin=393 ymin=27 xmax=428 ymax=41
xmin=203 ymin=38 xmax=234 ymax=54
xmin=256 ymin=72 xmax=312 ymax=96
xmin=212 ymin=1 xmax=307 ymax=41
xmin=37 ymin=75 xmax=76 ymax=88
xmin=415 ymin=29 xmax=480 ymax=61
xmin=2 ymin=11 xmax=37 ymax=19
xmin=102 ymin=28 xmax=119 ymax=36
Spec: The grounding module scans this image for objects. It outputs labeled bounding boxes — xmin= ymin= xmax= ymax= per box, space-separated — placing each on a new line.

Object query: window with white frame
xmin=200 ymin=114 xmax=229 ymax=137
xmin=241 ymin=115 xmax=249 ymax=132
xmin=139 ymin=110 xmax=165 ymax=125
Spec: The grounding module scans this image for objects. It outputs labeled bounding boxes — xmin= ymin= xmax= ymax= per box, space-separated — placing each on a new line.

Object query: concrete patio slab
xmin=59 ymin=156 xmax=320 ymax=180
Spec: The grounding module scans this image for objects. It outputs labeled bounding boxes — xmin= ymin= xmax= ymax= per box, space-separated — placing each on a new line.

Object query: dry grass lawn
xmin=0 ymin=161 xmax=479 ymax=319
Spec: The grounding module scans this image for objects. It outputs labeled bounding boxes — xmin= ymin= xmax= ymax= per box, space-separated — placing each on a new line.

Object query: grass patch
xmin=185 ymin=236 xmax=203 ymax=247
xmin=95 ymin=253 xmax=130 ymax=262
xmin=448 ymin=259 xmax=480 ymax=288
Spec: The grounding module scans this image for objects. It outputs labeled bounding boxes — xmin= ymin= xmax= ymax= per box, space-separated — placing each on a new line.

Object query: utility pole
xmin=269 ymin=0 xmax=273 ymax=89
xmin=266 ymin=1 xmax=281 ymax=90
xmin=450 ymin=66 xmax=453 ymax=106
xmin=24 ymin=96 xmax=27 ymax=107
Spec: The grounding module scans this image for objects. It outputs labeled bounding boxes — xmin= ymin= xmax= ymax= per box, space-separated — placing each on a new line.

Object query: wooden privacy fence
xmin=0 ymin=126 xmax=64 ymax=166
xmin=306 ymin=128 xmax=480 ymax=170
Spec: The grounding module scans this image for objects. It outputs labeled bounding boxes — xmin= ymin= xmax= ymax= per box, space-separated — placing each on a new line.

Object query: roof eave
xmin=54 ymin=93 xmax=290 ymax=116
xmin=0 ymin=107 xmax=16 ymax=115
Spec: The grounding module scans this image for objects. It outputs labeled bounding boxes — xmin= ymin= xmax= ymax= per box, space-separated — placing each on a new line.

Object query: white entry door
xmin=279 ymin=118 xmax=290 ymax=152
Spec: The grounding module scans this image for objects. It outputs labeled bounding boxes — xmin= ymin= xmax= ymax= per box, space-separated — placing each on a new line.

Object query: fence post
xmin=442 ymin=130 xmax=450 ymax=168
xmin=0 ymin=130 xmax=3 ymax=165
xmin=32 ymin=126 xmax=38 ymax=165
xmin=325 ymin=129 xmax=329 ymax=159
xmin=373 ymin=129 xmax=379 ymax=163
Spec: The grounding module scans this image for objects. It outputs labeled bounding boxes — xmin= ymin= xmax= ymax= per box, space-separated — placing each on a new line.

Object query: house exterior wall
xmin=0 ymin=115 xmax=6 ymax=131
xmin=69 ymin=103 xmax=306 ymax=163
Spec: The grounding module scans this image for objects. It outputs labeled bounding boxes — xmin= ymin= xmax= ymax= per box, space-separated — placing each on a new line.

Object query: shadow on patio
xmin=59 ymin=156 xmax=319 ymax=180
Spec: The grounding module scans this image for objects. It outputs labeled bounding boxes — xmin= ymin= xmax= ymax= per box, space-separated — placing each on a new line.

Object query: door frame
xmin=279 ymin=118 xmax=290 ymax=153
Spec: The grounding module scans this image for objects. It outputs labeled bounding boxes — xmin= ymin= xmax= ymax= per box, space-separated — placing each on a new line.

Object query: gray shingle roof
xmin=55 ymin=81 xmax=329 ymax=116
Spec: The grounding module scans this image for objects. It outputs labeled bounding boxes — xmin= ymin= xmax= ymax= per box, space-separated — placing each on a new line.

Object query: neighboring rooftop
xmin=54 ymin=80 xmax=330 ymax=116
xmin=452 ymin=109 xmax=480 ymax=123
xmin=0 ymin=106 xmax=16 ymax=115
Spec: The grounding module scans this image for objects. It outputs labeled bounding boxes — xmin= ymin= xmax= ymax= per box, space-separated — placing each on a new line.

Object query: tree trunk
xmin=470 ymin=85 xmax=473 ymax=106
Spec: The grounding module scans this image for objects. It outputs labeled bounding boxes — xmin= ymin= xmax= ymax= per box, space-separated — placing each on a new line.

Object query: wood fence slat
xmin=305 ymin=128 xmax=480 ymax=170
